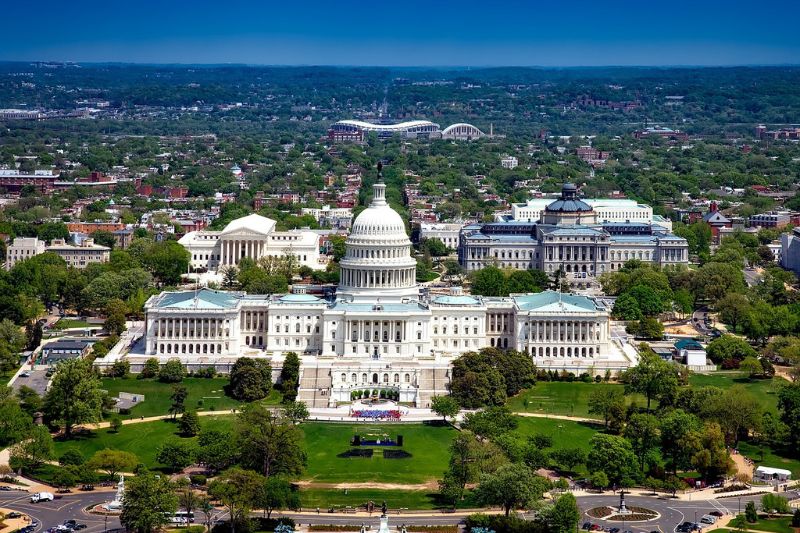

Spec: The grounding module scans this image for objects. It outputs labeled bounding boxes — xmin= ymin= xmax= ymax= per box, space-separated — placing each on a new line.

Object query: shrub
xmin=189 ymin=474 xmax=207 ymax=486
xmin=59 ymin=449 xmax=84 ymax=466
xmin=140 ymin=357 xmax=159 ymax=379
xmin=159 ymin=358 xmax=185 ymax=383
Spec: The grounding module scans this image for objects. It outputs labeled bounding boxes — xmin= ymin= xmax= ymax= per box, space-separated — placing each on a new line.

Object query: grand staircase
xmin=296 ymin=365 xmax=333 ymax=408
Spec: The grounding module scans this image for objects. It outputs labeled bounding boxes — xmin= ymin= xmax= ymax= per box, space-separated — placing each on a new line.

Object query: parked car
xmin=582 ymin=523 xmax=592 ymax=530
xmin=19 ymin=371 xmax=30 ymax=378
xmin=700 ymin=515 xmax=717 ymax=525
xmin=709 ymin=511 xmax=724 ymax=517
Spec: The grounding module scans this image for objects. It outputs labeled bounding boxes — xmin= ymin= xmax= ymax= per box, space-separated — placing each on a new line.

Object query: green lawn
xmin=506 ymin=382 xmax=647 ymax=418
xmin=54 ymin=416 xmax=237 ymax=467
xmin=720 ymin=516 xmax=795 ymax=533
xmin=688 ymin=373 xmax=788 ymax=413
xmin=302 ymin=422 xmax=457 ymax=484
xmin=737 ymin=440 xmax=800 ymax=479
xmin=511 ymin=416 xmax=599 ymax=453
xmin=53 ymin=418 xmax=454 ymax=484
xmin=100 ymin=377 xmax=279 ymax=418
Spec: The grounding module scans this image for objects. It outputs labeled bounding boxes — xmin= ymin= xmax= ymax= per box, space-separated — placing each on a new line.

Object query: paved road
xmin=1 ymin=486 xmax=795 ymax=533
xmin=690 ymin=307 xmax=712 ymax=336
xmin=743 ymin=268 xmax=763 ymax=288
xmin=11 ymin=368 xmax=50 ymax=396
xmin=0 ymin=490 xmax=122 ymax=532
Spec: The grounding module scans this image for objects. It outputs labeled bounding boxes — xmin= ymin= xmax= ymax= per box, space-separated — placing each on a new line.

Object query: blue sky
xmin=3 ymin=0 xmax=799 ymax=66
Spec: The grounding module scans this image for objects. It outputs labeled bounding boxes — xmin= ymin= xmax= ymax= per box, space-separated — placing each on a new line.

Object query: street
xmin=0 ymin=490 xmax=122 ymax=533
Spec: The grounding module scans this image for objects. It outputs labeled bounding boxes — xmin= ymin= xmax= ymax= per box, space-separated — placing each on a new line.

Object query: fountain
xmin=101 ymin=474 xmax=125 ymax=512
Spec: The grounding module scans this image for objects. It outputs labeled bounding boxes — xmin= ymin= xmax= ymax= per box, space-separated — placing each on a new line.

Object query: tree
xmin=707 ymin=335 xmax=757 ymax=365
xmin=279 ymin=352 xmax=300 ymax=402
xmin=179 ymin=410 xmax=201 ymax=436
xmin=16 ymin=385 xmax=41 ymax=417
xmin=235 ymin=403 xmax=306 ymax=478
xmin=590 ymin=471 xmax=609 ymax=492
xmin=142 ymin=240 xmax=190 ymax=284
xmin=87 ymin=449 xmax=138 ymax=478
xmin=103 ymin=298 xmax=128 ymax=336
xmin=717 ymin=293 xmax=752 ymax=332
xmin=705 ymin=386 xmax=763 ymax=446
xmin=450 ymin=349 xmax=534 ymax=408
xmin=110 ymin=416 xmax=123 ymax=433
xmin=43 ymin=358 xmax=103 ymax=437
xmin=422 ymin=238 xmax=449 ymax=257
xmin=229 ymin=357 xmax=272 ymax=402
xmin=739 ymin=356 xmax=763 ymax=379
xmin=59 ymin=449 xmax=84 ymax=466
xmin=660 ymin=409 xmax=701 ymax=475
xmin=108 ymin=359 xmax=130 ymax=378
xmin=691 ymin=422 xmax=733 ymax=482
xmin=282 ymin=401 xmax=309 ymax=425
xmin=0 ymin=319 xmax=26 ymax=372
xmin=431 ymin=395 xmax=460 ymax=424
xmin=474 ymin=463 xmax=550 ymax=516
xmin=549 ymin=493 xmax=581 ymax=533
xmin=550 ymin=448 xmax=587 ymax=474
xmin=443 ymin=431 xmax=484 ymax=503
xmin=169 ymin=480 xmax=196 ymax=529
xmin=169 ymin=385 xmax=188 ymax=419
xmin=623 ymin=349 xmax=678 ymax=411
xmin=745 ymin=501 xmax=758 ymax=523
xmin=761 ymin=493 xmax=790 ymax=517
xmin=588 ymin=387 xmax=626 ymax=430
xmin=624 ymin=413 xmax=661 ymax=471
xmin=156 ymin=440 xmax=196 ymax=473
xmin=159 ymin=358 xmax=184 ymax=383
xmin=9 ymin=425 xmax=54 ymax=470
xmin=587 ymin=434 xmax=638 ymax=486
xmin=197 ymin=428 xmax=237 ymax=473
xmin=612 ymin=293 xmax=641 ymax=321
xmin=463 ymin=407 xmax=518 ymax=440
xmin=777 ymin=382 xmax=800 ymax=447
xmin=630 ymin=317 xmax=664 ymax=340
xmin=140 ymin=358 xmax=159 ymax=378
xmin=208 ymin=468 xmax=266 ymax=533
xmin=0 ymin=392 xmax=33 ymax=446
xmin=25 ymin=320 xmax=43 ymax=351
xmin=259 ymin=476 xmax=300 ymax=518
xmin=470 ymin=266 xmax=507 ymax=297
xmin=51 ymin=468 xmax=77 ymax=490
xmin=120 ymin=472 xmax=178 ymax=533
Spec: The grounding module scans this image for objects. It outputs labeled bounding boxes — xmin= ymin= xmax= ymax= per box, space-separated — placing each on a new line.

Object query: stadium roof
xmin=334 ymin=119 xmax=439 ymax=131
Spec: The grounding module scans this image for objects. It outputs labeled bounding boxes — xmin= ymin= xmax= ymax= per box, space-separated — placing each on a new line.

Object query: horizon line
xmin=2 ymin=60 xmax=800 ymax=69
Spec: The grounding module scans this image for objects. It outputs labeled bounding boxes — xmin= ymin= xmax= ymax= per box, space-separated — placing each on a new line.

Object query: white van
xmin=31 ymin=492 xmax=54 ymax=503
xmin=700 ymin=515 xmax=717 ymax=525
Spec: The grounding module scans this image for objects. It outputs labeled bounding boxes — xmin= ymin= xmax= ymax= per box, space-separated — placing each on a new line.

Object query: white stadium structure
xmin=441 ymin=123 xmax=485 ymax=140
xmin=328 ymin=119 xmax=485 ymax=142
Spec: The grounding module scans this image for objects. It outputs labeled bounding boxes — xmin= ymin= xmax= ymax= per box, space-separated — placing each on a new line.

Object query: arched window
xmin=393 ymin=373 xmax=399 ymax=383
xmin=382 ymin=373 xmax=389 ymax=383
xmin=362 ymin=373 xmax=368 ymax=383
xmin=341 ymin=373 xmax=347 ymax=382
xmin=404 ymin=373 xmax=410 ymax=383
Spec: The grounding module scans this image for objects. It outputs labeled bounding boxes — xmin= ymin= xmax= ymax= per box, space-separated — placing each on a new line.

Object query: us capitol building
xmin=140 ymin=175 xmax=630 ymax=408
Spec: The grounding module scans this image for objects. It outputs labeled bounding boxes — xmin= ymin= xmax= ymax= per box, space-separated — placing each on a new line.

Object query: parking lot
xmin=10 ymin=368 xmax=51 ymax=396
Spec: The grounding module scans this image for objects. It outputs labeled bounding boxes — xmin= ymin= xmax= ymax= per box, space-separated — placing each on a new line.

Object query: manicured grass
xmin=53 ymin=418 xmax=454 ymax=484
xmin=688 ymin=373 xmax=788 ymax=414
xmin=100 ymin=377 xmax=280 ymax=418
xmin=511 ymin=416 xmax=599 ymax=453
xmin=741 ymin=516 xmax=794 ymax=533
xmin=52 ymin=319 xmax=92 ymax=329
xmin=302 ymin=422 xmax=456 ymax=484
xmin=54 ymin=416 xmax=236 ymax=467
xmin=507 ymin=381 xmax=645 ymax=418
xmin=737 ymin=440 xmax=800 ymax=480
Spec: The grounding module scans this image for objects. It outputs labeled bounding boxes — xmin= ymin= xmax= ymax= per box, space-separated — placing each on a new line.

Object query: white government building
xmin=140 ymin=174 xmax=629 ymax=408
xmin=178 ymin=213 xmax=323 ymax=272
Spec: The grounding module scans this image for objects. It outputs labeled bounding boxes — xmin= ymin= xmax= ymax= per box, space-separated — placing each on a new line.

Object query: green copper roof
xmin=513 ymin=291 xmax=597 ymax=312
xmin=155 ymin=289 xmax=241 ymax=309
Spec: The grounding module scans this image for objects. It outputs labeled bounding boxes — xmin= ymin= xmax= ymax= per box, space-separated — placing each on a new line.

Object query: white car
xmin=700 ymin=516 xmax=717 ymax=525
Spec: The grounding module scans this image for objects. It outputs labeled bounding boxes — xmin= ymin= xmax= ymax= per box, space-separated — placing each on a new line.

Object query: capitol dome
xmin=337 ymin=166 xmax=419 ymax=303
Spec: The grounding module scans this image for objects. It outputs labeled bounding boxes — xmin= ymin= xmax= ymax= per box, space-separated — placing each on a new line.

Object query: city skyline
xmin=2 ymin=0 xmax=799 ymax=66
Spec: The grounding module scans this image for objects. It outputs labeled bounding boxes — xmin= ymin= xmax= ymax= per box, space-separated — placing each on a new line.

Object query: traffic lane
xmin=0 ymin=491 xmax=121 ymax=532
xmin=576 ymin=495 xmax=727 ymax=533
xmin=275 ymin=513 xmax=465 ymax=526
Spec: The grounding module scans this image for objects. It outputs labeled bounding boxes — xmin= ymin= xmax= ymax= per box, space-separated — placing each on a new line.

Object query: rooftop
xmin=513 ymin=291 xmax=598 ymax=312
